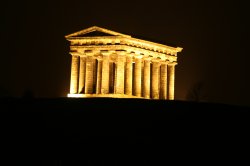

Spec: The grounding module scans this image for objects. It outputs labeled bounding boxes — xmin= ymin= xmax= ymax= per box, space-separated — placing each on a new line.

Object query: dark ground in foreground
xmin=1 ymin=98 xmax=250 ymax=165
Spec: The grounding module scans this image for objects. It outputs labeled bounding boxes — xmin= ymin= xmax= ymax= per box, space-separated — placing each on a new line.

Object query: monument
xmin=65 ymin=26 xmax=182 ymax=99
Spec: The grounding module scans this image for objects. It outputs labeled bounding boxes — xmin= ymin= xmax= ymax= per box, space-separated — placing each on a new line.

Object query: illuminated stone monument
xmin=66 ymin=26 xmax=182 ymax=100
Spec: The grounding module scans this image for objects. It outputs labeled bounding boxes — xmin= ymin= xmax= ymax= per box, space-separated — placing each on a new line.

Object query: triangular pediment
xmin=65 ymin=26 xmax=131 ymax=38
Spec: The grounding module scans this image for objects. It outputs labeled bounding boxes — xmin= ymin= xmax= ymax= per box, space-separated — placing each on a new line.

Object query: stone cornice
xmin=126 ymin=37 xmax=182 ymax=54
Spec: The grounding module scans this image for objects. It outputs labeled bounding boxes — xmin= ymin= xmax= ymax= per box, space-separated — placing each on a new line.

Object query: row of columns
xmin=70 ymin=53 xmax=177 ymax=100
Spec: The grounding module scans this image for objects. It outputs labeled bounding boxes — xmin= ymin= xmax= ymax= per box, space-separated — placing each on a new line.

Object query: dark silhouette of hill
xmin=1 ymin=98 xmax=250 ymax=165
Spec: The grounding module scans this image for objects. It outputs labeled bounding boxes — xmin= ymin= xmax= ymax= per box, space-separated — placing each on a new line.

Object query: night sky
xmin=1 ymin=0 xmax=249 ymax=106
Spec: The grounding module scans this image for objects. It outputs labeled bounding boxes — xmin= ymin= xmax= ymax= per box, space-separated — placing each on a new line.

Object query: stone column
xmin=85 ymin=56 xmax=94 ymax=94
xmin=101 ymin=54 xmax=110 ymax=94
xmin=125 ymin=54 xmax=133 ymax=95
xmin=70 ymin=54 xmax=79 ymax=94
xmin=143 ymin=58 xmax=151 ymax=99
xmin=168 ymin=62 xmax=177 ymax=100
xmin=78 ymin=56 xmax=86 ymax=93
xmin=134 ymin=55 xmax=142 ymax=97
xmin=109 ymin=62 xmax=114 ymax=93
xmin=92 ymin=59 xmax=97 ymax=93
xmin=141 ymin=62 xmax=144 ymax=97
xmin=115 ymin=54 xmax=125 ymax=94
xmin=113 ymin=63 xmax=117 ymax=93
xmin=152 ymin=59 xmax=161 ymax=99
xmin=96 ymin=59 xmax=102 ymax=94
xmin=160 ymin=61 xmax=168 ymax=99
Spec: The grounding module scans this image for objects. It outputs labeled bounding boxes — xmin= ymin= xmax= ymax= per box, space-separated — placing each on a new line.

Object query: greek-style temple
xmin=66 ymin=26 xmax=182 ymax=99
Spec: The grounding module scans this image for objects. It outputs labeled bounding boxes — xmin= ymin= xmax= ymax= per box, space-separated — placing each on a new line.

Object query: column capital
xmin=96 ymin=57 xmax=103 ymax=61
xmin=126 ymin=54 xmax=133 ymax=63
xmin=143 ymin=56 xmax=152 ymax=61
xmin=151 ymin=58 xmax=161 ymax=63
xmin=161 ymin=60 xmax=170 ymax=65
xmin=126 ymin=53 xmax=133 ymax=58
xmin=134 ymin=54 xmax=143 ymax=59
xmin=168 ymin=61 xmax=178 ymax=66
xmin=161 ymin=57 xmax=168 ymax=61
xmin=70 ymin=52 xmax=81 ymax=57
xmin=100 ymin=50 xmax=112 ymax=56
xmin=116 ymin=50 xmax=127 ymax=55
xmin=94 ymin=54 xmax=103 ymax=60
xmin=85 ymin=52 xmax=96 ymax=57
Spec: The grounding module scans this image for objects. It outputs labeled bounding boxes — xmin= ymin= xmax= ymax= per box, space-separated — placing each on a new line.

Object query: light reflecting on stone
xmin=65 ymin=26 xmax=182 ymax=100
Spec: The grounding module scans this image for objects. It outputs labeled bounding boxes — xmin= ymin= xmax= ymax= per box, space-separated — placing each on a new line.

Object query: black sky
xmin=1 ymin=0 xmax=249 ymax=106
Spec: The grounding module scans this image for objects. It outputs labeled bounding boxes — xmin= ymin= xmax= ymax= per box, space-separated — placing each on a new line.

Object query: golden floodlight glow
xmin=65 ymin=26 xmax=182 ymax=100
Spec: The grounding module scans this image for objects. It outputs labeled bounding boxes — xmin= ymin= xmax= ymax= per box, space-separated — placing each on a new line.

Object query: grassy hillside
xmin=1 ymin=98 xmax=249 ymax=165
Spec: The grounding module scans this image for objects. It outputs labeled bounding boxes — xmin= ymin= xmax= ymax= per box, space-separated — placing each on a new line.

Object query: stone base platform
xmin=67 ymin=93 xmax=144 ymax=99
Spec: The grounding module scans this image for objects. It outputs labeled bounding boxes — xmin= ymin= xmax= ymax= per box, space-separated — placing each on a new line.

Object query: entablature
xmin=67 ymin=36 xmax=182 ymax=56
xmin=70 ymin=45 xmax=177 ymax=62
